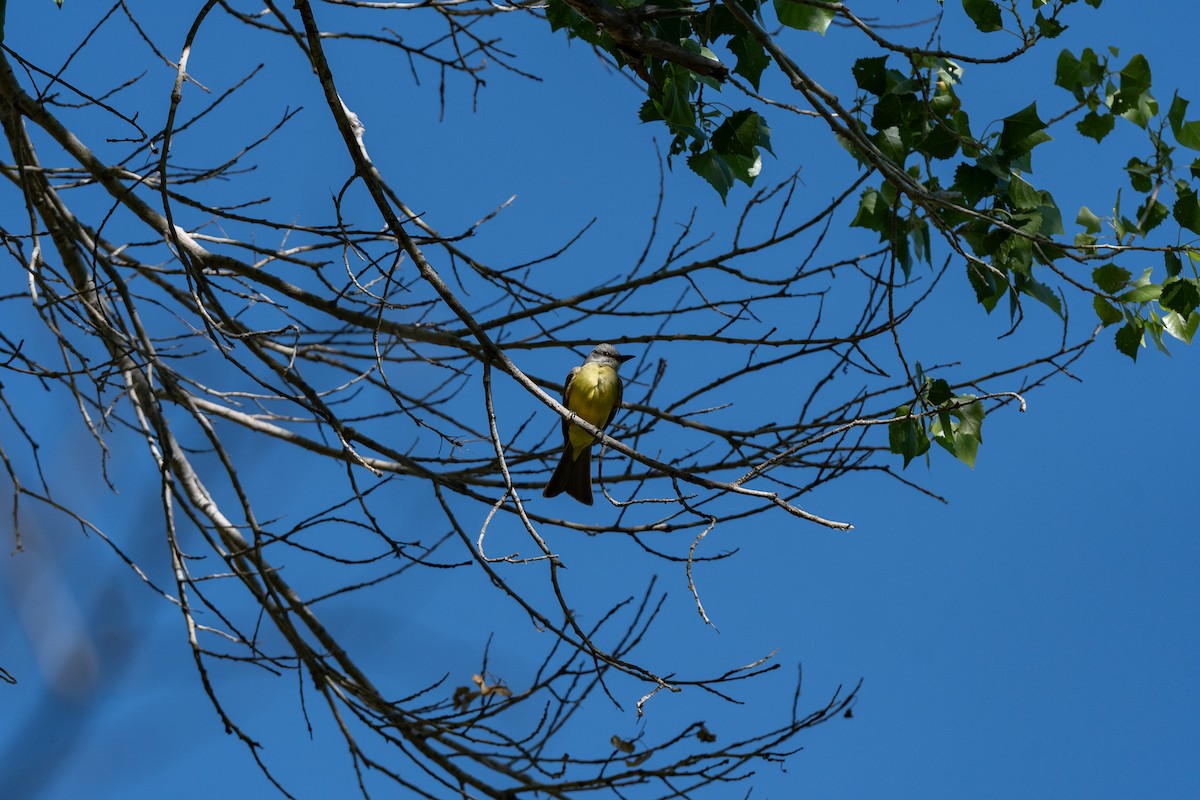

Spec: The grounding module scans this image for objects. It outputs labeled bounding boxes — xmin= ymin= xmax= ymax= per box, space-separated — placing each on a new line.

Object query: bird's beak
xmin=619 ymin=354 xmax=635 ymax=363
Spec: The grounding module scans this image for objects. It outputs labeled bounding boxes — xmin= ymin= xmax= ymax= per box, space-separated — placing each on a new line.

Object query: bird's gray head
xmin=586 ymin=342 xmax=635 ymax=370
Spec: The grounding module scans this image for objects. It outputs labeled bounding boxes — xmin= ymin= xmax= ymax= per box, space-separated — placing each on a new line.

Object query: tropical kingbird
xmin=543 ymin=343 xmax=634 ymax=505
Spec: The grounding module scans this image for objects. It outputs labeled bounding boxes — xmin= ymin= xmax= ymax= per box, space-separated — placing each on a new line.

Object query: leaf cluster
xmin=547 ymin=0 xmax=776 ymax=199
xmin=544 ymin=0 xmax=1200 ymax=371
xmin=889 ymin=365 xmax=986 ymax=470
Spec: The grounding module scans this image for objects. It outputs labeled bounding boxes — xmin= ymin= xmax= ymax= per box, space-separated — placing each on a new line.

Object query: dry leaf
xmin=610 ymin=735 xmax=636 ymax=754
xmin=452 ymin=685 xmax=478 ymax=713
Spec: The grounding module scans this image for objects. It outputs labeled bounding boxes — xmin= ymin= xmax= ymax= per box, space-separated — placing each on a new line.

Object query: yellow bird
xmin=543 ymin=343 xmax=634 ymax=505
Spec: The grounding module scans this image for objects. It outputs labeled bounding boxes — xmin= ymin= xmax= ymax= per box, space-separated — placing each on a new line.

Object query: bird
xmin=542 ymin=343 xmax=634 ymax=505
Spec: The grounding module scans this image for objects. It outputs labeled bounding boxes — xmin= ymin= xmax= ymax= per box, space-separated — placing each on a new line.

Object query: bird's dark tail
xmin=543 ymin=446 xmax=593 ymax=505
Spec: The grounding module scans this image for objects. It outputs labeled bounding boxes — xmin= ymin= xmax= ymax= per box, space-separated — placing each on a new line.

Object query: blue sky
xmin=1 ymin=1 xmax=1198 ymax=798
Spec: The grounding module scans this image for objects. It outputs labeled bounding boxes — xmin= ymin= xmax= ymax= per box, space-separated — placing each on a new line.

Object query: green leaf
xmin=1164 ymin=310 xmax=1200 ymax=344
xmin=1174 ymin=188 xmax=1200 ymax=234
xmin=962 ymin=0 xmax=1002 ymax=33
xmin=881 ymin=69 xmax=921 ymax=97
xmin=966 ymin=260 xmax=1005 ymax=312
xmin=835 ymin=132 xmax=871 ymax=166
xmin=703 ymin=4 xmax=744 ymax=37
xmin=658 ymin=73 xmax=696 ymax=128
xmin=1038 ymin=198 xmax=1065 ymax=237
xmin=1007 ymin=174 xmax=1041 ymax=210
xmin=931 ymin=418 xmax=957 ymax=458
xmin=1076 ymin=205 xmax=1103 ymax=234
xmin=639 ymin=99 xmax=664 ymax=124
xmin=1112 ymin=53 xmax=1152 ymax=114
xmin=996 ymin=230 xmax=1034 ymax=277
xmin=1144 ymin=315 xmax=1170 ymax=354
xmin=1034 ymin=11 xmax=1065 ymax=39
xmin=1167 ymin=94 xmax=1200 ymax=151
xmin=1114 ymin=321 xmax=1142 ymax=360
xmin=874 ymin=125 xmax=906 ymax=163
xmin=932 ymin=395 xmax=984 ymax=468
xmin=1181 ymin=123 xmax=1200 ymax=153
xmin=1076 ymin=110 xmax=1114 ymax=142
xmin=1160 ymin=278 xmax=1200 ymax=317
xmin=999 ymin=103 xmax=1052 ymax=160
xmin=1135 ymin=198 xmax=1168 ymax=235
xmin=1055 ymin=48 xmax=1103 ymax=99
xmin=1165 ymin=250 xmax=1183 ymax=278
xmin=1119 ymin=281 xmax=1160 ymax=303
xmin=1110 ymin=55 xmax=1156 ymax=128
xmin=688 ymin=151 xmax=734 ymax=201
xmin=774 ymin=0 xmax=836 ymax=34
xmin=713 ymin=110 xmax=772 ymax=157
xmin=926 ymin=378 xmax=953 ymax=405
xmin=545 ymin=0 xmax=588 ymax=35
xmin=852 ymin=57 xmax=888 ymax=95
xmin=729 ymin=32 xmax=770 ymax=90
xmin=851 ymin=186 xmax=891 ymax=235
xmin=953 ymin=396 xmax=984 ymax=441
xmin=951 ymin=109 xmax=978 ymax=156
xmin=1018 ymin=275 xmax=1063 ymax=316
xmin=1167 ymin=93 xmax=1187 ymax=128
xmin=1112 ymin=200 xmax=1130 ymax=239
xmin=1092 ymin=295 xmax=1123 ymax=326
xmin=889 ymin=407 xmax=931 ymax=468
xmin=1125 ymin=157 xmax=1154 ymax=193
xmin=724 ymin=151 xmax=764 ymax=187
xmin=910 ymin=216 xmax=931 ymax=265
xmin=954 ymin=163 xmax=998 ymax=205
xmin=1120 ymin=91 xmax=1158 ymax=129
xmin=869 ymin=92 xmax=906 ymax=131
xmin=916 ymin=123 xmax=961 ymax=160
xmin=1054 ymin=49 xmax=1082 ymax=94
xmin=894 ymin=233 xmax=914 ymax=278
xmin=1092 ymin=263 xmax=1131 ymax=293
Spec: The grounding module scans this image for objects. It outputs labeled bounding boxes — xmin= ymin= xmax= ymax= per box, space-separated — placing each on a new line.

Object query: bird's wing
xmin=602 ymin=371 xmax=623 ymax=432
xmin=560 ymin=365 xmax=580 ymax=441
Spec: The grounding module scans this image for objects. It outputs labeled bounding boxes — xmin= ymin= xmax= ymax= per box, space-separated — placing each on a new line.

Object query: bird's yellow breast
xmin=566 ymin=362 xmax=619 ymax=450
